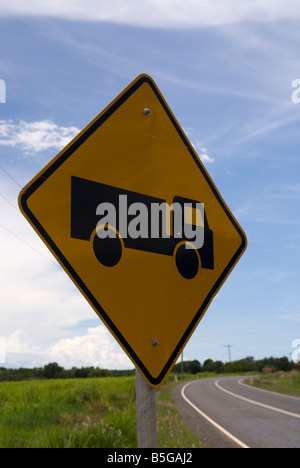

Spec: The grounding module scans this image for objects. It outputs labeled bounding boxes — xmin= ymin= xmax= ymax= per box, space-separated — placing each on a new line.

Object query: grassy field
xmin=0 ymin=375 xmax=203 ymax=448
xmin=156 ymin=377 xmax=205 ymax=448
xmin=246 ymin=370 xmax=300 ymax=397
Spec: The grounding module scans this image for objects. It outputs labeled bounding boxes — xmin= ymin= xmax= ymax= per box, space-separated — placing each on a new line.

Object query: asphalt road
xmin=173 ymin=376 xmax=300 ymax=448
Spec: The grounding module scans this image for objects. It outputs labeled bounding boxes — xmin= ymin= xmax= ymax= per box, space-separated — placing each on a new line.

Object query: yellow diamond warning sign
xmin=18 ymin=74 xmax=247 ymax=387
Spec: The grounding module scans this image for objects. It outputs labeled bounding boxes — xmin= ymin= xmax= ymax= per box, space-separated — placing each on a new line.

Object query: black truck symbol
xmin=71 ymin=176 xmax=214 ymax=279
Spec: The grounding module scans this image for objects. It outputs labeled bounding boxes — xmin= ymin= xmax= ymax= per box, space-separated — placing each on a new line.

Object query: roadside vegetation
xmin=156 ymin=377 xmax=206 ymax=448
xmin=0 ymin=374 xmax=204 ymax=448
xmin=245 ymin=370 xmax=300 ymax=398
xmin=0 ymin=377 xmax=136 ymax=448
xmin=0 ymin=357 xmax=297 ymax=448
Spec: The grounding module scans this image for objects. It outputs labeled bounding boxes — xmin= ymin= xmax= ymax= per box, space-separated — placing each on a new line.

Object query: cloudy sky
xmin=1 ymin=1 xmax=300 ymax=370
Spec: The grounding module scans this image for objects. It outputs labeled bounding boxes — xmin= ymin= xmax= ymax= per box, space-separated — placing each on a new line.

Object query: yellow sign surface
xmin=19 ymin=74 xmax=246 ymax=387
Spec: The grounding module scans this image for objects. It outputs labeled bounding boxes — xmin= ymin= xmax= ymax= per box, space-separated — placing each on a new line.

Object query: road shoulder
xmin=172 ymin=379 xmax=241 ymax=448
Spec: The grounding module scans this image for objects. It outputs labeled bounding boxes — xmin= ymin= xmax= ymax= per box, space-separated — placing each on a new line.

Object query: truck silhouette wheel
xmin=93 ymin=226 xmax=122 ymax=267
xmin=175 ymin=243 xmax=199 ymax=279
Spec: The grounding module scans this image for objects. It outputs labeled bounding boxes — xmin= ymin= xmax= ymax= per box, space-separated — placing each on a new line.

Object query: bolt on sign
xmin=19 ymin=74 xmax=247 ymax=387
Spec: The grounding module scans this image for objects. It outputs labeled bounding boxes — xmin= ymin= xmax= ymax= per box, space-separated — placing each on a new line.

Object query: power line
xmin=1 ymin=222 xmax=58 ymax=267
xmin=0 ymin=165 xmax=22 ymax=188
xmin=0 ymin=165 xmax=61 ymax=268
xmin=0 ymin=166 xmax=59 ymax=267
xmin=0 ymin=164 xmax=21 ymax=210
xmin=0 ymin=223 xmax=58 ymax=267
xmin=0 ymin=192 xmax=19 ymax=211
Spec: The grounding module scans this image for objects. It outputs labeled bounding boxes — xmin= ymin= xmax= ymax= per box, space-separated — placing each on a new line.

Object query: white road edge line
xmin=215 ymin=380 xmax=300 ymax=419
xmin=181 ymin=381 xmax=250 ymax=449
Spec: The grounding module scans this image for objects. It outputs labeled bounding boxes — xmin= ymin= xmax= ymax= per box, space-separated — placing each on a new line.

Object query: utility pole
xmin=181 ymin=351 xmax=184 ymax=380
xmin=225 ymin=345 xmax=232 ymax=363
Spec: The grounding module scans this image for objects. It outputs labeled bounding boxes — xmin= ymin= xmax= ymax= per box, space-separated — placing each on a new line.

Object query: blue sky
xmin=1 ymin=1 xmax=300 ymax=369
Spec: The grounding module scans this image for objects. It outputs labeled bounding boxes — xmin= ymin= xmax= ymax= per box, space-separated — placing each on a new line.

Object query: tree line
xmin=0 ymin=355 xmax=295 ymax=382
xmin=0 ymin=362 xmax=135 ymax=382
xmin=172 ymin=355 xmax=294 ymax=375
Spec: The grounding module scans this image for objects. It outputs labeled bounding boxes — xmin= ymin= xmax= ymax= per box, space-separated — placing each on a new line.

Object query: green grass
xmin=156 ymin=377 xmax=207 ymax=448
xmin=0 ymin=377 xmax=136 ymax=448
xmin=0 ymin=375 xmax=204 ymax=448
xmin=245 ymin=370 xmax=300 ymax=397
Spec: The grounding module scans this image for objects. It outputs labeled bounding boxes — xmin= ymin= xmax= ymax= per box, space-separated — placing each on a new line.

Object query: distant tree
xmin=213 ymin=361 xmax=225 ymax=373
xmin=277 ymin=356 xmax=292 ymax=372
xmin=74 ymin=367 xmax=91 ymax=378
xmin=43 ymin=362 xmax=63 ymax=379
xmin=190 ymin=360 xmax=201 ymax=374
xmin=240 ymin=356 xmax=257 ymax=372
xmin=202 ymin=359 xmax=215 ymax=372
xmin=224 ymin=361 xmax=244 ymax=373
xmin=172 ymin=359 xmax=201 ymax=374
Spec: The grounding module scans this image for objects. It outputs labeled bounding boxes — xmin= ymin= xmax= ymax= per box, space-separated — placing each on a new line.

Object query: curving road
xmin=173 ymin=376 xmax=300 ymax=448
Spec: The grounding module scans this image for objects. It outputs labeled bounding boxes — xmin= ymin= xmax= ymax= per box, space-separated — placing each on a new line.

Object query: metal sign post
xmin=136 ymin=368 xmax=157 ymax=448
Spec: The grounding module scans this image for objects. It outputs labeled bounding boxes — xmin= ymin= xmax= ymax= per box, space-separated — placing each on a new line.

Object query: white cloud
xmin=191 ymin=143 xmax=214 ymax=163
xmin=198 ymin=147 xmax=214 ymax=164
xmin=0 ymin=326 xmax=132 ymax=369
xmin=237 ymin=112 xmax=300 ymax=143
xmin=5 ymin=329 xmax=36 ymax=354
xmin=0 ymin=119 xmax=80 ymax=154
xmin=1 ymin=0 xmax=300 ymax=28
xmin=49 ymin=326 xmax=132 ymax=369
